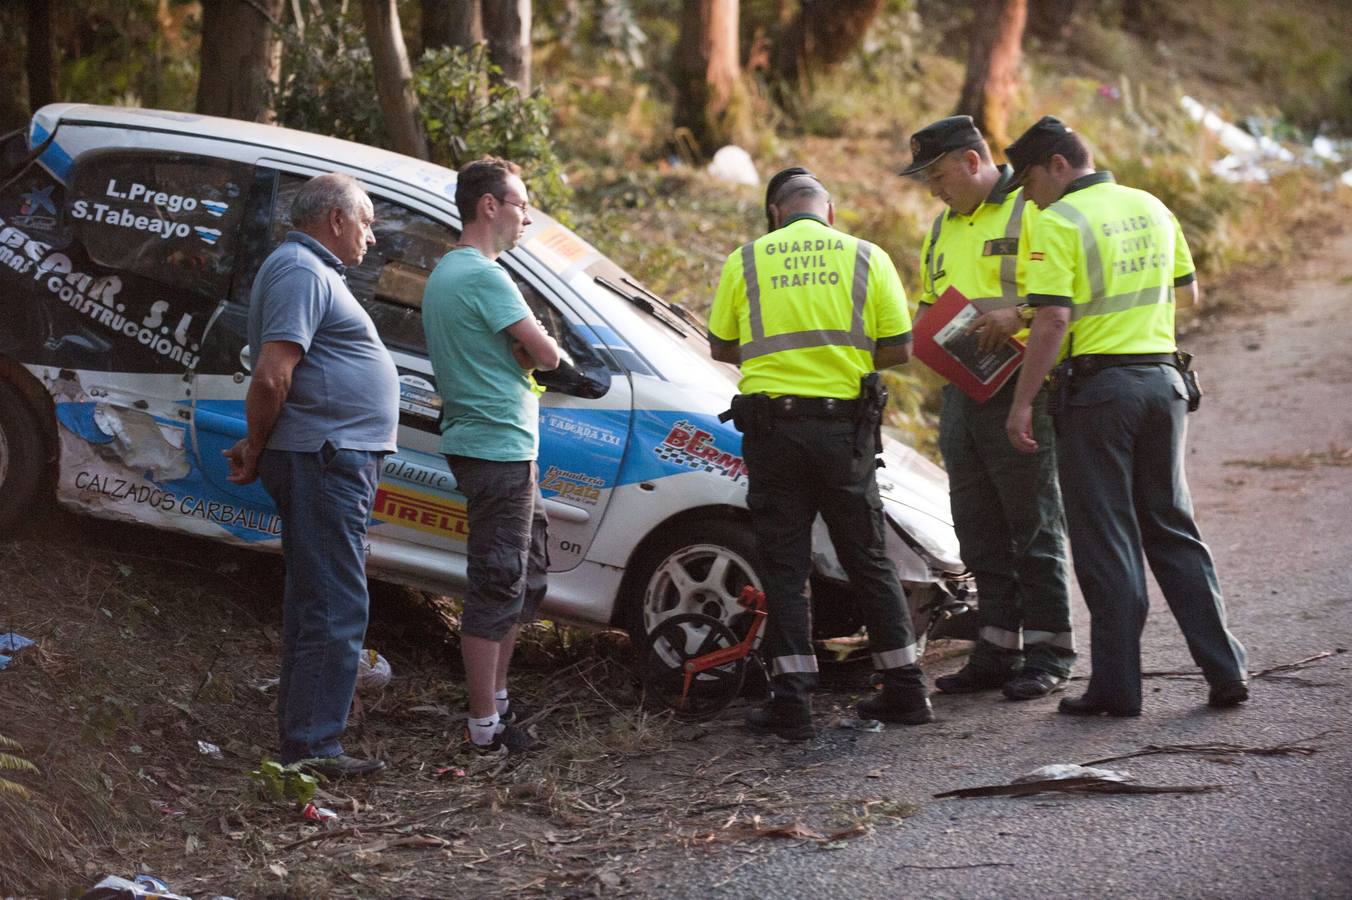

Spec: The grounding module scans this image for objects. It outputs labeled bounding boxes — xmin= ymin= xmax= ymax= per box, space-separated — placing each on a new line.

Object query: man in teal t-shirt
xmin=422 ymin=157 xmax=560 ymax=756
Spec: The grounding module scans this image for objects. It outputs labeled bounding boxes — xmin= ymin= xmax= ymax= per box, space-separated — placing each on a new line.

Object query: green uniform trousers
xmin=1058 ymin=363 xmax=1246 ymax=711
xmin=939 ymin=381 xmax=1075 ymax=677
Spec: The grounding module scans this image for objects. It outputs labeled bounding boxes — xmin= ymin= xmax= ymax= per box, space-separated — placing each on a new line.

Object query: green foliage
xmin=0 ymin=734 xmax=39 ymax=801
xmin=249 ymin=760 xmax=319 ymax=806
xmin=272 ymin=6 xmax=571 ymax=220
xmin=416 ymin=45 xmax=572 ymax=220
xmin=271 ymin=7 xmax=386 ymax=149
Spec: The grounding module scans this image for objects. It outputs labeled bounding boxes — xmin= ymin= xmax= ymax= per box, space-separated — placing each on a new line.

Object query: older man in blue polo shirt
xmin=224 ymin=172 xmax=399 ymax=778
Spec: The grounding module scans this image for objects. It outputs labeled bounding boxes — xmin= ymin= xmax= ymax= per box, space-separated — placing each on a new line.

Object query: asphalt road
xmin=626 ymin=233 xmax=1352 ymax=899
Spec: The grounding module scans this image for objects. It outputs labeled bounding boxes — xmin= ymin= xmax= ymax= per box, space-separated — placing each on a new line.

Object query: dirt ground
xmin=2 ymin=225 xmax=1351 ymax=898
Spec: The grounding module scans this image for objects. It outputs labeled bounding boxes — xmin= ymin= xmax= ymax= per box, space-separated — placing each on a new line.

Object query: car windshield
xmin=576 ymin=254 xmax=740 ymax=388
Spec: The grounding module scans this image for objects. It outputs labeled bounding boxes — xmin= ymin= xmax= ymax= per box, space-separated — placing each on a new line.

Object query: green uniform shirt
xmin=422 ymin=247 xmax=538 ymax=461
xmin=1025 ymin=172 xmax=1195 ymax=356
xmin=918 ymin=166 xmax=1038 ymax=348
xmin=708 ymin=214 xmax=911 ymax=399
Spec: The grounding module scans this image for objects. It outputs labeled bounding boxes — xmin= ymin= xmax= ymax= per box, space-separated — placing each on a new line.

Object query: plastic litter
xmin=832 ymin=717 xmax=884 ymax=733
xmin=0 ymin=631 xmax=35 ymax=670
xmin=706 ymin=145 xmax=759 ymax=187
xmin=83 ymin=873 xmax=191 ymax=900
xmin=1014 ymin=763 xmax=1131 ymax=783
xmin=356 ymin=648 xmax=391 ymax=694
xmin=433 ymin=766 xmax=467 ymax=779
xmin=196 ymin=740 xmax=225 ymax=760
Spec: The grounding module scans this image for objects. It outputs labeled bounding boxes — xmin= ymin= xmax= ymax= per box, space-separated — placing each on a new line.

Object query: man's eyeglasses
xmin=495 ymin=195 xmax=529 ymax=214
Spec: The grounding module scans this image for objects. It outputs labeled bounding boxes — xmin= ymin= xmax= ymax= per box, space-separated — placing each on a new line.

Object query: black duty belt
xmin=1071 ymin=352 xmax=1174 ymax=376
xmin=766 ymin=395 xmax=860 ymax=420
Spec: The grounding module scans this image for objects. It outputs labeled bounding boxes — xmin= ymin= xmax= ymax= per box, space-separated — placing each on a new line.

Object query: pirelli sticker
xmin=373 ymin=484 xmax=469 ymax=540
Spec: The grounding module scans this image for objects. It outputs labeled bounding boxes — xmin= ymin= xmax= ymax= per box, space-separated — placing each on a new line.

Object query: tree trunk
xmin=482 ymin=0 xmax=531 ymax=93
xmin=771 ymin=0 xmax=884 ymax=96
xmin=424 ymin=0 xmax=483 ymax=51
xmin=955 ymin=0 xmax=1028 ymax=151
xmin=196 ymin=0 xmax=283 ymax=122
xmin=673 ymin=0 xmax=751 ymax=157
xmin=26 ymin=0 xmax=56 ymax=112
xmin=362 ymin=0 xmax=429 ymax=159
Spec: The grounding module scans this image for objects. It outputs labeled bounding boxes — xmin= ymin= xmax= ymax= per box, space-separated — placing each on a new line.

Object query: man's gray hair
xmin=771 ymin=175 xmax=829 ymax=210
xmin=291 ymin=173 xmax=369 ymax=227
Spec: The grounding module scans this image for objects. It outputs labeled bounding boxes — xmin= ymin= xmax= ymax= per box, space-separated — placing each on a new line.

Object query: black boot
xmin=857 ymin=666 xmax=935 ymax=725
xmin=746 ymin=674 xmax=815 ymax=741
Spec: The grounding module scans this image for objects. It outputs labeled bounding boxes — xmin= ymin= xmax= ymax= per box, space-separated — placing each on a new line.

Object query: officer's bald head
xmin=765 ymin=168 xmax=830 ymax=230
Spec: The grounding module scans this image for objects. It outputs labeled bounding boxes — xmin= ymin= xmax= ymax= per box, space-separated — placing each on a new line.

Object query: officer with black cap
xmin=707 ymin=167 xmax=933 ymax=740
xmin=901 ymin=115 xmax=1076 ymax=702
xmin=1002 ymin=116 xmax=1249 ymax=717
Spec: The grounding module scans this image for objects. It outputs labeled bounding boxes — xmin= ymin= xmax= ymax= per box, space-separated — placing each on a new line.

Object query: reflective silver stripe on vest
xmin=1023 ymin=629 xmax=1076 ymax=651
xmin=924 ymin=212 xmax=944 ymax=294
xmin=1047 ymin=199 xmax=1173 ymax=321
xmin=873 ymin=644 xmax=919 ymax=669
xmin=741 ymin=239 xmax=764 ymax=340
xmin=739 ymin=240 xmax=876 ymax=362
xmin=771 ymin=653 xmax=820 ymax=676
xmin=980 ymin=626 xmax=1023 ymax=650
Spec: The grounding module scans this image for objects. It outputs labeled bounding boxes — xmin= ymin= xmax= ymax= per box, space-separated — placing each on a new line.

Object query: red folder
xmin=912 ymin=286 xmax=1024 ymax=403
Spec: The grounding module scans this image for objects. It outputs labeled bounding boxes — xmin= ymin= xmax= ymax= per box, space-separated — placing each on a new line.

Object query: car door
xmin=192 ymin=167 xmax=631 ymax=572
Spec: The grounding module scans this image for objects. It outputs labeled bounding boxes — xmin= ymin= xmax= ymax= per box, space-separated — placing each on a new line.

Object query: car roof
xmin=33 ymin=103 xmax=442 ymax=185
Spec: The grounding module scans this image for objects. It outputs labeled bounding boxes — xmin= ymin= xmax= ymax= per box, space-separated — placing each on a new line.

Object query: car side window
xmin=68 ymin=150 xmax=248 ymax=300
xmin=272 ymin=175 xmax=455 ymax=355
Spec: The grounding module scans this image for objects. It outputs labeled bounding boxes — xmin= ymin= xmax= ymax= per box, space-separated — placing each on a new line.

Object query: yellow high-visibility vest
xmin=919 ymin=169 xmax=1037 ymax=347
xmin=708 ymin=215 xmax=910 ymax=398
xmin=1025 ymin=173 xmax=1195 ymax=356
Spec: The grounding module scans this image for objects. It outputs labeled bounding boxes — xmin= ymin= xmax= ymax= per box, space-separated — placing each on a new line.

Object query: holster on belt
xmin=856 ymin=372 xmax=888 ymax=465
xmin=1174 ymin=350 xmax=1203 ymax=413
xmin=719 ymin=393 xmax=773 ymax=435
xmin=1045 ymin=359 xmax=1074 ymax=433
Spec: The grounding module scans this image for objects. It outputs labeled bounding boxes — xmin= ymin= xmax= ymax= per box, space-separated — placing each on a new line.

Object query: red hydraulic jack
xmin=639 ymin=585 xmax=767 ymax=720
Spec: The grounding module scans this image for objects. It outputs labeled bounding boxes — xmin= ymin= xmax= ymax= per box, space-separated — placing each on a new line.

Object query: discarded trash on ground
xmin=433 ymin=766 xmax=467 ymax=779
xmin=1015 ymin=764 xmax=1131 ymax=783
xmin=356 ymin=648 xmax=391 ymax=694
xmin=196 ymin=740 xmax=224 ymax=760
xmin=935 ymin=763 xmax=1221 ymax=799
xmin=302 ymin=802 xmax=340 ymax=829
xmin=0 ymin=631 xmax=35 ymax=670
xmin=83 ymin=873 xmax=191 ymax=900
xmin=833 ymin=716 xmax=884 ymax=732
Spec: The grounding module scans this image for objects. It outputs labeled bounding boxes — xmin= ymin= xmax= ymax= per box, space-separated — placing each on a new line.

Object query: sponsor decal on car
xmin=373 ymin=484 xmax=469 ymax=539
xmin=540 ymin=465 xmax=605 ymax=506
xmin=653 ymin=419 xmax=747 ymax=482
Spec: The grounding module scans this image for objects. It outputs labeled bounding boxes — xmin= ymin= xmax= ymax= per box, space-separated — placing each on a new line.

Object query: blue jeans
xmin=258 ymin=443 xmax=381 ymax=762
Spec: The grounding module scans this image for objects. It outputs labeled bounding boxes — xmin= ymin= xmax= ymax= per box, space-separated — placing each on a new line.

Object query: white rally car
xmin=0 ymin=104 xmax=971 ymax=648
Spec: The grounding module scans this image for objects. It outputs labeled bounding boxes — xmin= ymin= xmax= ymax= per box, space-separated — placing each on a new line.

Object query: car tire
xmin=0 ymin=380 xmax=44 ymax=534
xmin=625 ymin=519 xmax=764 ymax=648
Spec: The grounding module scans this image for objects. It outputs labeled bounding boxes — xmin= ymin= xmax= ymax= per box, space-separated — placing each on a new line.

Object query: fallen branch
xmin=1142 ymin=649 xmax=1346 ymax=681
xmin=1251 ymin=649 xmax=1345 ymax=678
xmin=1080 ymin=734 xmax=1333 ymax=767
xmin=897 ymin=862 xmax=1016 ymax=870
xmin=934 ymin=777 xmax=1221 ymax=799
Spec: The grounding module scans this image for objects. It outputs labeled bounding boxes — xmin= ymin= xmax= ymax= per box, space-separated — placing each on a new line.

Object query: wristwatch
xmin=1017 ymin=304 xmax=1036 ymax=324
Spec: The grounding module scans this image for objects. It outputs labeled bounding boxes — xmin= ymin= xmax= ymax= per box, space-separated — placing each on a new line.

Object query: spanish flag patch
xmin=1029 ymin=251 xmax=1045 ymax=261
